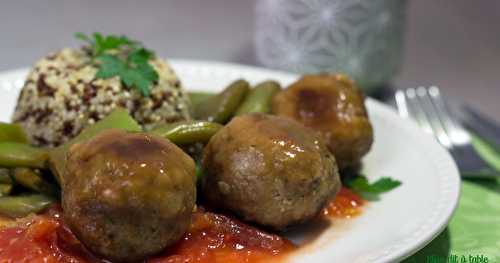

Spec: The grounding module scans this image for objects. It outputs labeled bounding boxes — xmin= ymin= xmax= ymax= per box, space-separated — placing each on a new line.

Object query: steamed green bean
xmin=194 ymin=79 xmax=250 ymax=123
xmin=188 ymin=92 xmax=215 ymax=108
xmin=0 ymin=195 xmax=54 ymax=218
xmin=11 ymin=168 xmax=59 ymax=197
xmin=235 ymin=81 xmax=281 ymax=115
xmin=0 ymin=184 xmax=12 ymax=197
xmin=0 ymin=169 xmax=12 ymax=184
xmin=151 ymin=121 xmax=223 ymax=145
xmin=0 ymin=142 xmax=49 ymax=169
xmin=0 ymin=123 xmax=28 ymax=143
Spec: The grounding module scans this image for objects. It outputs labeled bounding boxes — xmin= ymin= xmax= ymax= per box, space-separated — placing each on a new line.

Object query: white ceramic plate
xmin=0 ymin=60 xmax=460 ymax=263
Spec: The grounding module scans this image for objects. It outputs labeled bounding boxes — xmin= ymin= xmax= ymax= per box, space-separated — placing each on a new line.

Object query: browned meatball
xmin=273 ymin=74 xmax=374 ymax=169
xmin=201 ymin=113 xmax=340 ymax=230
xmin=63 ymin=129 xmax=196 ymax=262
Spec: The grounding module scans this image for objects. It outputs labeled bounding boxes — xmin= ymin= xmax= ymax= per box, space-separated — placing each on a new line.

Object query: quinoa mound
xmin=12 ymin=48 xmax=192 ymax=146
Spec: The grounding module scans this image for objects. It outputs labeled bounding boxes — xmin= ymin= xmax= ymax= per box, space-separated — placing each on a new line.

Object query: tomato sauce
xmin=322 ymin=187 xmax=365 ymax=218
xmin=151 ymin=211 xmax=295 ymax=263
xmin=0 ymin=208 xmax=103 ymax=262
xmin=0 ymin=187 xmax=364 ymax=263
xmin=0 ymin=208 xmax=294 ymax=263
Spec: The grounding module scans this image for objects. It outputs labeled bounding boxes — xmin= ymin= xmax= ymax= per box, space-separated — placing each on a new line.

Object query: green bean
xmin=195 ymin=163 xmax=204 ymax=182
xmin=0 ymin=195 xmax=54 ymax=218
xmin=11 ymin=168 xmax=59 ymax=197
xmin=194 ymin=79 xmax=250 ymax=123
xmin=70 ymin=108 xmax=143 ymax=143
xmin=0 ymin=169 xmax=12 ymax=184
xmin=0 ymin=142 xmax=49 ymax=169
xmin=49 ymin=108 xmax=142 ymax=184
xmin=0 ymin=184 xmax=12 ymax=197
xmin=0 ymin=123 xmax=28 ymax=143
xmin=188 ymin=92 xmax=216 ymax=108
xmin=0 ymin=169 xmax=14 ymax=197
xmin=151 ymin=121 xmax=223 ymax=145
xmin=235 ymin=81 xmax=281 ymax=116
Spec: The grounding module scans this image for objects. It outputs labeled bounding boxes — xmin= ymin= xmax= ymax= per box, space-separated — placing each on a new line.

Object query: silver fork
xmin=395 ymin=86 xmax=499 ymax=178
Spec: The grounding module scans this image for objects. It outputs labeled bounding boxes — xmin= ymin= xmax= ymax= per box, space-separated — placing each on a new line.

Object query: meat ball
xmin=201 ymin=113 xmax=340 ymax=230
xmin=273 ymin=74 xmax=374 ymax=169
xmin=62 ymin=129 xmax=196 ymax=262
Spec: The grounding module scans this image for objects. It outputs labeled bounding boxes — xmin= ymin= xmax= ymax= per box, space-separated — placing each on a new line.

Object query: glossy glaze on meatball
xmin=201 ymin=113 xmax=340 ymax=230
xmin=273 ymin=74 xmax=374 ymax=169
xmin=62 ymin=130 xmax=196 ymax=262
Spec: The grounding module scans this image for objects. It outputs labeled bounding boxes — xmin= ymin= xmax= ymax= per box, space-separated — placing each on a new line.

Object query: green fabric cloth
xmin=405 ymin=135 xmax=500 ymax=262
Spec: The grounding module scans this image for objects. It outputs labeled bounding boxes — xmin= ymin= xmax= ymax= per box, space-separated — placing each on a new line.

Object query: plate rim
xmin=0 ymin=59 xmax=461 ymax=263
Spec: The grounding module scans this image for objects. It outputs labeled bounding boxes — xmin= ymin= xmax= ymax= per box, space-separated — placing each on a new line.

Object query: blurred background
xmin=0 ymin=0 xmax=498 ymax=120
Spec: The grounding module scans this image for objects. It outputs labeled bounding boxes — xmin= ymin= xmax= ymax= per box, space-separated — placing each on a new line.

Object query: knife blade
xmin=457 ymin=104 xmax=500 ymax=147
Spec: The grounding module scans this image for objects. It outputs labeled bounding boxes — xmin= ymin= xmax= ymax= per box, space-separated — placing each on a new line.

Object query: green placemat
xmin=405 ymin=135 xmax=500 ymax=263
xmin=405 ymin=179 xmax=500 ymax=263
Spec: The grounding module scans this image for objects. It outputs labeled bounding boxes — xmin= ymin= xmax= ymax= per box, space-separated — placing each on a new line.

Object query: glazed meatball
xmin=62 ymin=130 xmax=196 ymax=262
xmin=201 ymin=113 xmax=340 ymax=230
xmin=273 ymin=74 xmax=374 ymax=169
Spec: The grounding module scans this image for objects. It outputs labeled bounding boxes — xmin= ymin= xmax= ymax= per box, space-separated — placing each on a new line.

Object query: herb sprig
xmin=345 ymin=175 xmax=401 ymax=200
xmin=75 ymin=32 xmax=158 ymax=97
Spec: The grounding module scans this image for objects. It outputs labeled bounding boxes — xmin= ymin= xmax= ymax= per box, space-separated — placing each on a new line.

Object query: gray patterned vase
xmin=255 ymin=0 xmax=407 ymax=93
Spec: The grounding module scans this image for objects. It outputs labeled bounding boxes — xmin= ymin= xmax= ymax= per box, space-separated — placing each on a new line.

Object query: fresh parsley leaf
xmin=121 ymin=68 xmax=154 ymax=97
xmin=135 ymin=62 xmax=159 ymax=86
xmin=95 ymin=54 xmax=126 ymax=79
xmin=92 ymin=32 xmax=103 ymax=43
xmin=95 ymin=52 xmax=158 ymax=97
xmin=75 ymin=32 xmax=158 ymax=97
xmin=368 ymin=177 xmax=402 ymax=192
xmin=345 ymin=175 xmax=401 ymax=200
xmin=75 ymin=32 xmax=93 ymax=44
xmin=95 ymin=34 xmax=137 ymax=55
xmin=76 ymin=32 xmax=138 ymax=56
xmin=128 ymin=48 xmax=155 ymax=64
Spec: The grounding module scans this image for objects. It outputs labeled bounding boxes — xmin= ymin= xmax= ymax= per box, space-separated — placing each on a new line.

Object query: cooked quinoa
xmin=12 ymin=48 xmax=191 ymax=146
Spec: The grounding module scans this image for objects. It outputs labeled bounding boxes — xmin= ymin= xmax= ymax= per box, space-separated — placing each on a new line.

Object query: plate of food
xmin=0 ymin=33 xmax=460 ymax=263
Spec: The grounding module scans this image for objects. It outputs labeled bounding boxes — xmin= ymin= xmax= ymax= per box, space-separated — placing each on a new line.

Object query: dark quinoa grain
xmin=13 ymin=48 xmax=191 ymax=146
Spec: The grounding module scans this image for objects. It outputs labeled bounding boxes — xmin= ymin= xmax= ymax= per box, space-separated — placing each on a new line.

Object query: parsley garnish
xmin=345 ymin=175 xmax=401 ymax=200
xmin=75 ymin=32 xmax=158 ymax=97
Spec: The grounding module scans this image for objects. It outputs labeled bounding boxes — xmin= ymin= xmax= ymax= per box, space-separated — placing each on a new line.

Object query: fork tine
xmin=403 ymin=88 xmax=434 ymax=134
xmin=427 ymin=86 xmax=495 ymax=175
xmin=415 ymin=87 xmax=453 ymax=148
xmin=395 ymin=86 xmax=498 ymax=178
xmin=395 ymin=90 xmax=409 ymax=118
xmin=428 ymin=86 xmax=471 ymax=146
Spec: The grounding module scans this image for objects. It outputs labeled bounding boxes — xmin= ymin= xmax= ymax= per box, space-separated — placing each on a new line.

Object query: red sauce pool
xmin=0 ymin=187 xmax=364 ymax=263
xmin=152 ymin=211 xmax=295 ymax=263
xmin=322 ymin=187 xmax=365 ymax=219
